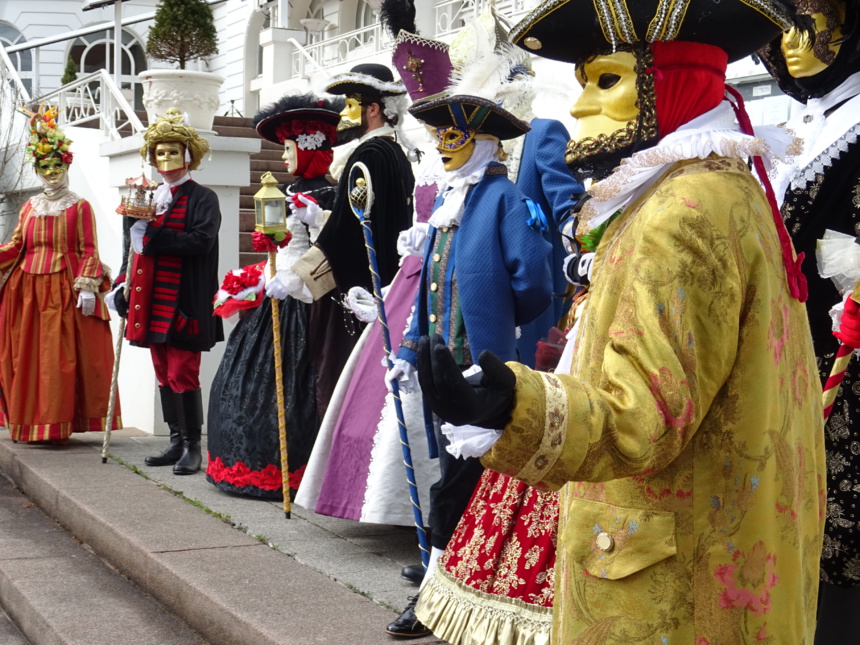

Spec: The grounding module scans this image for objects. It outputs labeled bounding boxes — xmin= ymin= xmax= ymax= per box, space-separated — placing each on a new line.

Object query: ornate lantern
xmin=254 ymin=171 xmax=287 ymax=235
xmin=116 ymin=174 xmax=157 ymax=219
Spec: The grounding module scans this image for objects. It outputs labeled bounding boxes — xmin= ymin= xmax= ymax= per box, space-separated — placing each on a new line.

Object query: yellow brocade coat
xmin=482 ymin=157 xmax=826 ymax=645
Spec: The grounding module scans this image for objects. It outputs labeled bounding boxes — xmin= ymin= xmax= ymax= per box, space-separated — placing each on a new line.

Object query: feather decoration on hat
xmin=380 ymin=0 xmax=418 ymax=38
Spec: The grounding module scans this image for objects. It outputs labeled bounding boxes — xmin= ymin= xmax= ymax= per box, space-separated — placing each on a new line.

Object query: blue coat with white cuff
xmin=397 ymin=163 xmax=553 ymax=367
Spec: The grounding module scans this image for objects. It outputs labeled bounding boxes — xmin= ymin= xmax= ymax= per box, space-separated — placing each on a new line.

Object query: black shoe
xmin=145 ymin=388 xmax=184 ymax=467
xmin=401 ymin=564 xmax=424 ymax=585
xmin=385 ymin=595 xmax=430 ymax=639
xmin=173 ymin=389 xmax=203 ymax=476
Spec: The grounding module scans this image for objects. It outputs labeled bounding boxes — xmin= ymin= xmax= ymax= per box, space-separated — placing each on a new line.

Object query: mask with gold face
xmin=566 ymin=50 xmax=655 ymax=181
xmin=338 ymin=96 xmax=362 ymax=132
xmin=434 ymin=125 xmax=477 ymax=171
xmin=153 ymin=141 xmax=187 ymax=174
xmin=35 ymin=156 xmax=68 ymax=186
xmin=781 ymin=0 xmax=845 ymax=78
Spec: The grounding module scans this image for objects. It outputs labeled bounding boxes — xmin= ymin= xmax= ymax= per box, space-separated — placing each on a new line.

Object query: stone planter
xmin=139 ymin=69 xmax=225 ymax=133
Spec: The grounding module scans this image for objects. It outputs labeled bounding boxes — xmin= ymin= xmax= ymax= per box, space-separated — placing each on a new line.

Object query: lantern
xmin=254 ymin=171 xmax=288 ymax=235
xmin=116 ymin=174 xmax=157 ymax=220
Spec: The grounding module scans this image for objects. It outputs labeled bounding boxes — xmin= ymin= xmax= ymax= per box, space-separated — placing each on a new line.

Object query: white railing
xmin=30 ymin=69 xmax=144 ymax=140
xmin=1 ymin=45 xmax=31 ymax=103
xmin=435 ymin=0 xmax=477 ymax=37
xmin=291 ymin=22 xmax=394 ymax=79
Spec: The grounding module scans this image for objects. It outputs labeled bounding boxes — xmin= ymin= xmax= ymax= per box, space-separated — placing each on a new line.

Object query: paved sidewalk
xmin=0 ymin=428 xmax=444 ymax=645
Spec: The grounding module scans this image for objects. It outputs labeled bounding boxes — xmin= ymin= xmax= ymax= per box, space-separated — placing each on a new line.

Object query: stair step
xmin=0 ymin=608 xmax=28 ymax=645
xmin=0 ymin=434 xmax=433 ymax=645
xmin=0 ymin=476 xmax=209 ymax=645
xmin=239 ymin=252 xmax=268 ymax=266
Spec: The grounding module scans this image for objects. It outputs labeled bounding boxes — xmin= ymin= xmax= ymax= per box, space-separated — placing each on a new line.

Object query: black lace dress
xmin=782 ymin=127 xmax=860 ymax=586
xmin=206 ymin=176 xmax=336 ymax=499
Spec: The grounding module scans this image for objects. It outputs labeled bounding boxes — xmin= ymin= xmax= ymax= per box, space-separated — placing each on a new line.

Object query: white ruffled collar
xmin=29 ymin=190 xmax=80 ymax=217
xmin=579 ymin=102 xmax=798 ymax=232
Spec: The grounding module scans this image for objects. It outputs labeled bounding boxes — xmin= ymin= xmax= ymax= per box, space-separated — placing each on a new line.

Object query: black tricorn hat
xmin=509 ymin=0 xmax=796 ymax=64
xmin=253 ymin=93 xmax=345 ymax=144
xmin=324 ymin=63 xmax=406 ymax=98
xmin=408 ymin=94 xmax=531 ymax=141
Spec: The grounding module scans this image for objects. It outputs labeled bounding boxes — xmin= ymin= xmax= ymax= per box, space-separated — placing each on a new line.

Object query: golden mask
xmin=154 ymin=142 xmax=186 ymax=173
xmin=781 ymin=2 xmax=845 ymax=78
xmin=338 ymin=96 xmax=362 ymax=132
xmin=35 ymin=156 xmax=67 ymax=184
xmin=570 ymin=52 xmax=639 ymax=143
xmin=282 ymin=139 xmax=298 ymax=174
xmin=434 ymin=126 xmax=477 ymax=171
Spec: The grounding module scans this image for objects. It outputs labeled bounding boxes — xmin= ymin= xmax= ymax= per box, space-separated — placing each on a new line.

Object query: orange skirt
xmin=0 ymin=269 xmax=121 ymax=442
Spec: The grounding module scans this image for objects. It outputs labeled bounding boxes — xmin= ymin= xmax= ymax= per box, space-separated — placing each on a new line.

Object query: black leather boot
xmin=145 ymin=387 xmax=184 ymax=467
xmin=173 ymin=389 xmax=203 ymax=475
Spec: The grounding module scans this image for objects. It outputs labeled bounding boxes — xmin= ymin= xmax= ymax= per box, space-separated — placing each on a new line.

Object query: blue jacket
xmin=398 ymin=164 xmax=553 ymax=366
xmin=515 ymin=118 xmax=584 ymax=367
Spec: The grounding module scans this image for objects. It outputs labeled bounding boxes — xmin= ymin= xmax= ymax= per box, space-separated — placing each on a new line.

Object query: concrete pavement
xmin=0 ymin=428 xmax=445 ymax=645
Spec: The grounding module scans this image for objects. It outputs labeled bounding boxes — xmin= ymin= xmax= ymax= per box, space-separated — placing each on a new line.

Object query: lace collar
xmin=29 ymin=190 xmax=80 ymax=217
xmin=579 ymin=102 xmax=798 ymax=233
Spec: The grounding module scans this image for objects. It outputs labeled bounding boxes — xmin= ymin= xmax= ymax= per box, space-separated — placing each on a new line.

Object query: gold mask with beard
xmin=565 ymin=51 xmax=641 ymax=176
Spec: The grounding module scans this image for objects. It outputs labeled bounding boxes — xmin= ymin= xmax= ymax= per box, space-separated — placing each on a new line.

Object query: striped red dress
xmin=0 ymin=196 xmax=120 ymax=442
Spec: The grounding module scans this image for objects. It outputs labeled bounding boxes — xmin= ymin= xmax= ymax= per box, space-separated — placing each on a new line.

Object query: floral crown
xmin=22 ymin=104 xmax=73 ymax=166
xmin=274 ymin=119 xmax=338 ymax=150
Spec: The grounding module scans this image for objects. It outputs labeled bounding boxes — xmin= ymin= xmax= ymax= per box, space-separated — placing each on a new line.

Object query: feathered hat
xmin=254 ymin=93 xmax=344 ymax=149
xmin=140 ymin=108 xmax=210 ymax=171
xmin=324 ymin=63 xmax=406 ymax=99
xmin=408 ymin=3 xmax=532 ymax=140
xmin=381 ymin=0 xmax=453 ymax=103
xmin=22 ymin=104 xmax=73 ymax=166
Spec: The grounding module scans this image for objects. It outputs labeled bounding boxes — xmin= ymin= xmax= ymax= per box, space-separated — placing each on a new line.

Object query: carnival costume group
xmin=9 ymin=0 xmax=860 ymax=642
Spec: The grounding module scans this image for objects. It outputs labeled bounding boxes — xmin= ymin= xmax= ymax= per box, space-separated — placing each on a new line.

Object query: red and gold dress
xmin=0 ymin=194 xmax=120 ymax=442
xmin=417 ymin=470 xmax=558 ymax=645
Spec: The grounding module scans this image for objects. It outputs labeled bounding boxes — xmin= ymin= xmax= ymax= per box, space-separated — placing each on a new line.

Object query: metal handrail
xmin=30 ymin=69 xmax=144 ymax=140
xmin=0 ymin=45 xmax=31 ymax=103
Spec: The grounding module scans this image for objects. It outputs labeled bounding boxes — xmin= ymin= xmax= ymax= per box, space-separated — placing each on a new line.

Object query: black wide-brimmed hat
xmin=409 ymin=94 xmax=531 ymax=140
xmin=324 ymin=63 xmax=406 ymax=98
xmin=509 ymin=0 xmax=796 ymax=63
xmin=254 ymin=93 xmax=344 ymax=144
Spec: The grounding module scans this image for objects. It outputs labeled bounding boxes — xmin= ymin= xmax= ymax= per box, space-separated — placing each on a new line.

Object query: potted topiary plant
xmin=139 ymin=0 xmax=225 ymax=132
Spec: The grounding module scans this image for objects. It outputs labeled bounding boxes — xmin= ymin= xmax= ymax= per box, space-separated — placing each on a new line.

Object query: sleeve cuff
xmin=291 ymin=244 xmax=337 ymax=301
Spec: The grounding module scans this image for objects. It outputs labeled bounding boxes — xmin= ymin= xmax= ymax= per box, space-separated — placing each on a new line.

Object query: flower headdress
xmin=21 ymin=104 xmax=73 ymax=166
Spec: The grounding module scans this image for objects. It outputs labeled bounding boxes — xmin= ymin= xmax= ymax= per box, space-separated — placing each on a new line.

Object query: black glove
xmin=417 ymin=334 xmax=516 ymax=430
xmin=114 ymin=287 xmax=129 ymax=319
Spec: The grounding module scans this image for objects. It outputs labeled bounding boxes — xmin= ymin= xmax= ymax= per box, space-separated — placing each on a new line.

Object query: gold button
xmin=595 ymin=532 xmax=614 ymax=552
xmin=441 ymin=227 xmax=449 ymax=233
xmin=136 ymin=269 xmax=143 ymax=275
xmin=430 ymin=282 xmax=438 ymax=292
xmin=429 ymin=314 xmax=437 ymax=323
xmin=134 ymin=323 xmax=141 ymax=328
xmin=433 ymin=253 xmax=441 ymax=262
xmin=135 ymin=305 xmax=141 ymax=310
xmin=135 ymin=286 xmax=141 ymax=292
xmin=524 ymin=36 xmax=542 ymax=50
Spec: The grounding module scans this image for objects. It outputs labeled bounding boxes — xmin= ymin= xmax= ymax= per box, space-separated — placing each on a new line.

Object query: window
xmin=0 ymin=22 xmax=32 ymax=95
xmin=67 ymin=28 xmax=147 ymax=108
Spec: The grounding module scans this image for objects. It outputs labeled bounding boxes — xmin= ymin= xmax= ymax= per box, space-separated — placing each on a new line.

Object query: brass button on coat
xmin=135 ymin=286 xmax=142 ymax=292
xmin=429 ymin=314 xmax=437 ymax=323
xmin=596 ymin=532 xmax=614 ymax=552
xmin=433 ymin=253 xmax=441 ymax=262
xmin=136 ymin=269 xmax=143 ymax=275
xmin=134 ymin=323 xmax=141 ymax=328
xmin=430 ymin=282 xmax=438 ymax=292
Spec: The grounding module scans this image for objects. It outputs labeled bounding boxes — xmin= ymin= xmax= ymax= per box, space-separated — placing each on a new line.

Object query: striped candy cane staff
xmin=823 ymin=284 xmax=860 ymax=421
xmin=347 ymin=161 xmax=430 ymax=569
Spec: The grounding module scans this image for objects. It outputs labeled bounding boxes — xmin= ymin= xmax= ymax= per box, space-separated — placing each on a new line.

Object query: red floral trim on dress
xmin=206 ymin=455 xmax=306 ymax=491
